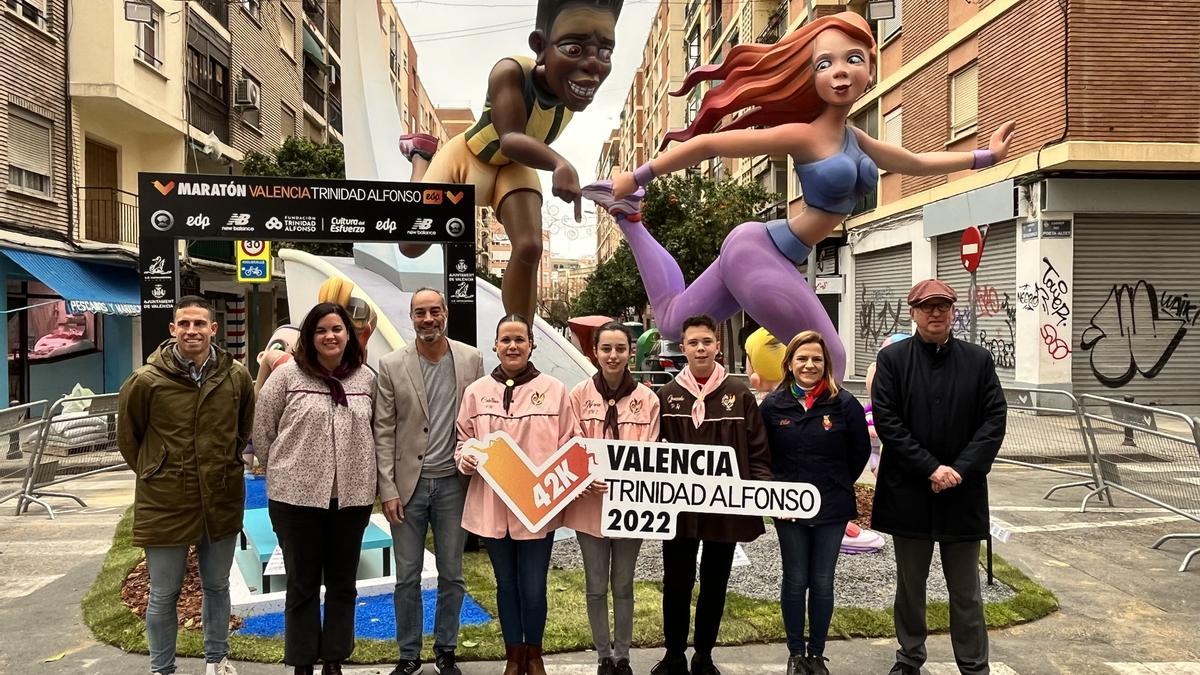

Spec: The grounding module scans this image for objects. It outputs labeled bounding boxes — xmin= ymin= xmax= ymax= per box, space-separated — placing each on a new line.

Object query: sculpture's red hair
xmin=660 ymin=11 xmax=876 ymax=150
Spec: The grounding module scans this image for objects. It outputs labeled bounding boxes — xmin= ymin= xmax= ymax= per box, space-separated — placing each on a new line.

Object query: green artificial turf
xmin=83 ymin=507 xmax=1057 ymax=663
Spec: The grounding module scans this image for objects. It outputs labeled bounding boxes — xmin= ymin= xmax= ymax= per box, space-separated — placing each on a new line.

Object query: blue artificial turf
xmin=244 ymin=475 xmax=268 ymax=510
xmin=237 ymin=589 xmax=492 ymax=640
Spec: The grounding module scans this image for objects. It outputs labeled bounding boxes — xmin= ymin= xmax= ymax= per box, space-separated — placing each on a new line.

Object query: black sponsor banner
xmin=139 ymin=173 xmax=476 ymax=358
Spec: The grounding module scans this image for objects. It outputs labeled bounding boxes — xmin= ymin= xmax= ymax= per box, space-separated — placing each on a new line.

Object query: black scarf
xmin=593 ymin=371 xmax=637 ymax=439
xmin=490 ymin=362 xmax=541 ymax=414
xmin=318 ymin=363 xmax=356 ymax=406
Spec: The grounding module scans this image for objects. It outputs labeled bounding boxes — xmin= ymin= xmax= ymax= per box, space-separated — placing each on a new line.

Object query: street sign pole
xmin=959 ymin=225 xmax=988 ymax=344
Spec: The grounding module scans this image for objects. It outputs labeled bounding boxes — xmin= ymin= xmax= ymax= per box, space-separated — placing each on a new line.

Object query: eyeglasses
xmin=915 ymin=301 xmax=953 ymax=315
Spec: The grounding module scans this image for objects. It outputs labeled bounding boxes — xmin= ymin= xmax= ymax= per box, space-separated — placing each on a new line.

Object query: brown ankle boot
xmin=503 ymin=644 xmax=526 ymax=675
xmin=525 ymin=644 xmax=546 ymax=675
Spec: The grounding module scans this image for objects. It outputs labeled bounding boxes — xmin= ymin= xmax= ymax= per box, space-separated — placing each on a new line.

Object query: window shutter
xmin=8 ymin=109 xmax=52 ymax=176
xmin=884 ymin=107 xmax=903 ymax=146
xmin=951 ymin=64 xmax=978 ymax=132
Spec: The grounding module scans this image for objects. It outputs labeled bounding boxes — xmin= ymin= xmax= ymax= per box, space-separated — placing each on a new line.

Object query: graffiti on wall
xmin=1018 ymin=257 xmax=1071 ymax=326
xmin=949 ymin=285 xmax=1017 ymax=369
xmin=858 ymin=285 xmax=904 ymax=342
xmin=1041 ymin=324 xmax=1071 ymax=360
xmin=1080 ymin=280 xmax=1194 ymax=388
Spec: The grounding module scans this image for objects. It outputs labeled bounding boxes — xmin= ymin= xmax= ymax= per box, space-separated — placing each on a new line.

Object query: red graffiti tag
xmin=1040 ymin=324 xmax=1071 ymax=361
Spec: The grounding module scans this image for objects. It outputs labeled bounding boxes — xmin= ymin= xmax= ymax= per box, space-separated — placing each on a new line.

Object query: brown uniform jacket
xmin=658 ymin=376 xmax=773 ymax=543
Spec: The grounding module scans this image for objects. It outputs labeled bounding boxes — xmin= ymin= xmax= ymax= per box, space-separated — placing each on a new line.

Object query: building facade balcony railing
xmin=303 ymin=74 xmax=326 ymax=117
xmin=192 ymin=0 xmax=228 ymax=26
xmin=303 ymin=0 xmax=325 ymax=33
xmin=77 ymin=187 xmax=138 ymax=247
xmin=188 ymin=87 xmax=230 ymax=143
xmin=757 ymin=0 xmax=788 ymax=44
xmin=327 ymin=21 xmax=340 ymax=55
xmin=328 ymin=94 xmax=342 ymax=133
xmin=709 ymin=17 xmax=723 ymax=49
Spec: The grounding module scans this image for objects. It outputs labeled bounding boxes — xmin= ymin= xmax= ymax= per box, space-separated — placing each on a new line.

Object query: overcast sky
xmin=390 ymin=0 xmax=658 ymax=258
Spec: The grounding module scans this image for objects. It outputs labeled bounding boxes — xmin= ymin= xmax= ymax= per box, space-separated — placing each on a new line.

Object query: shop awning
xmin=303 ymin=24 xmax=325 ymax=65
xmin=1 ymin=248 xmax=141 ymax=316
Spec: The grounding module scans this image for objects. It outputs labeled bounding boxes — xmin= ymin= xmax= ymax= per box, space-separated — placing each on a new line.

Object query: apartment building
xmin=604 ymin=0 xmax=1200 ymax=406
xmin=835 ymin=0 xmax=1200 ymax=409
xmin=0 ymin=0 xmax=143 ymax=404
xmin=0 ymin=0 xmax=451 ymax=404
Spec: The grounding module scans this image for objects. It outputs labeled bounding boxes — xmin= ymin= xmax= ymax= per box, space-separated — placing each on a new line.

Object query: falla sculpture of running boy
xmin=583 ymin=11 xmax=1016 ymax=379
xmin=398 ymin=0 xmax=622 ymax=320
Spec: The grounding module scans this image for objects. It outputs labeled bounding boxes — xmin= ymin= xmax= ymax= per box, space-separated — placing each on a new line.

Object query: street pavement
xmin=1 ymin=465 xmax=1198 ymax=674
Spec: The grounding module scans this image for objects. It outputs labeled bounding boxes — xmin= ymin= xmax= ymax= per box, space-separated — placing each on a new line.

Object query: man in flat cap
xmin=872 ymin=279 xmax=1008 ymax=675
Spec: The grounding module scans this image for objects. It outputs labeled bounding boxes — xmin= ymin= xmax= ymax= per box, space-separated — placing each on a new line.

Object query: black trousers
xmin=661 ymin=537 xmax=736 ymax=658
xmin=268 ymin=499 xmax=371 ymax=666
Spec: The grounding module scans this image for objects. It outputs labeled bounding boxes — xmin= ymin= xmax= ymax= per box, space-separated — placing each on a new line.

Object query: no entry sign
xmin=960 ymin=226 xmax=984 ymax=273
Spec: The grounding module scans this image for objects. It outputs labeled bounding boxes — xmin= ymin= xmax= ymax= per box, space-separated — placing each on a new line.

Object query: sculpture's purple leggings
xmin=618 ymin=215 xmax=846 ymax=379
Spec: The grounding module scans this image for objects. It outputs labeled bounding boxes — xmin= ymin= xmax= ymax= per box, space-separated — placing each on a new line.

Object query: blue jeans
xmin=144 ymin=534 xmax=237 ymax=674
xmin=483 ymin=533 xmax=555 ymax=646
xmin=392 ymin=475 xmax=468 ymax=659
xmin=776 ymin=520 xmax=846 ymax=657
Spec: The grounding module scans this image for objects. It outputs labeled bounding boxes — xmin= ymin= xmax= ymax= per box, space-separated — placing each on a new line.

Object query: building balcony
xmin=69 ymin=0 xmax=188 ymax=135
xmin=192 ymin=0 xmax=228 ymax=26
xmin=188 ymin=87 xmax=230 ymax=143
xmin=303 ymin=0 xmax=325 ymax=34
xmin=303 ymin=74 xmax=326 ymax=119
xmin=327 ymin=21 xmax=340 ymax=55
xmin=328 ymin=94 xmax=342 ymax=133
xmin=76 ymin=187 xmax=138 ymax=247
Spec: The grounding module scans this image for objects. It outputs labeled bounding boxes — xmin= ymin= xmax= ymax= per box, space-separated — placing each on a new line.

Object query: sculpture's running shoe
xmin=582 ymin=180 xmax=645 ymax=220
xmin=398 ymin=132 xmax=439 ymax=162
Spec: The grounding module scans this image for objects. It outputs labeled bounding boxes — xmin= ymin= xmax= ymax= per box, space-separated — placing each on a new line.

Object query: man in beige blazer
xmin=375 ymin=288 xmax=483 ymax=675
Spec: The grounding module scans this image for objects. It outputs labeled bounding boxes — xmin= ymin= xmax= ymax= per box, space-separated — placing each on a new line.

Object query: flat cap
xmin=908 ymin=279 xmax=958 ymax=307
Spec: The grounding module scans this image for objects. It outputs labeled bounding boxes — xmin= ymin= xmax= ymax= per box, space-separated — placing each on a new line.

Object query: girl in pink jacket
xmin=565 ymin=322 xmax=660 ymax=675
xmin=455 ymin=314 xmax=579 ymax=675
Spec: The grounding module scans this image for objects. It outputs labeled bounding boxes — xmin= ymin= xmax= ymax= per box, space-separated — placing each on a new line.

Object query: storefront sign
xmin=461 ymin=434 xmax=821 ymax=539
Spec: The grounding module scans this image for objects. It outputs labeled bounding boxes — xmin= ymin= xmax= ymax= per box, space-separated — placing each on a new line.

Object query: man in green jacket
xmin=118 ymin=295 xmax=255 ymax=675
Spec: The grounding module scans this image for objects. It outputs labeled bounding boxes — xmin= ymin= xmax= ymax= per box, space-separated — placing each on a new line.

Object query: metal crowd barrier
xmin=631 ymin=370 xmax=752 ymax=391
xmin=14 ymin=393 xmax=125 ymax=519
xmin=0 ymin=400 xmax=49 ymax=512
xmin=997 ymin=387 xmax=1111 ymax=511
xmin=1078 ymin=395 xmax=1200 ymax=572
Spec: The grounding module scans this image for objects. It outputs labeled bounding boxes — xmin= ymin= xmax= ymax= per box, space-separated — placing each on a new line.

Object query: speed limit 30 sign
xmin=236 ymin=240 xmax=271 ymax=283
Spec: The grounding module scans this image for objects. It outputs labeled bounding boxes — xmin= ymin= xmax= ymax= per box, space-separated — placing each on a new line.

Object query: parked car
xmin=641 ymin=339 xmax=687 ymax=374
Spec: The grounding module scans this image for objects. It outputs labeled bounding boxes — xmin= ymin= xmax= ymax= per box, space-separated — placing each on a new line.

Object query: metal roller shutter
xmin=853 ymin=244 xmax=913 ymax=376
xmin=936 ymin=222 xmax=1017 ymax=381
xmin=1073 ymin=214 xmax=1200 ymax=409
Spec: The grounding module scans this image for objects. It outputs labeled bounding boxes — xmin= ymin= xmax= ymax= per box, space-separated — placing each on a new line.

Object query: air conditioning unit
xmin=235 ymin=78 xmax=261 ymax=109
xmin=328 ymin=64 xmax=338 ymax=86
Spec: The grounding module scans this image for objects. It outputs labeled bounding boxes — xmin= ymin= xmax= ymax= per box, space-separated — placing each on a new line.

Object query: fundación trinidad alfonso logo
xmin=152 ymin=180 xmax=176 ymax=196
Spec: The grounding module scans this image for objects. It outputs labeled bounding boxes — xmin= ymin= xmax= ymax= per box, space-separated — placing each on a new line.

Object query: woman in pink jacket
xmin=565 ymin=322 xmax=660 ymax=675
xmin=456 ymin=314 xmax=580 ymax=675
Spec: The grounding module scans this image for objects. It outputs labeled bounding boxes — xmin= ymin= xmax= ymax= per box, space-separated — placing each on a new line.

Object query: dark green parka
xmin=117 ymin=340 xmax=255 ymax=547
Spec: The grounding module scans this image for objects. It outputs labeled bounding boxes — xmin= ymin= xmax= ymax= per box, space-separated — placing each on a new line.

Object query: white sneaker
xmin=205 ymin=658 xmax=239 ymax=675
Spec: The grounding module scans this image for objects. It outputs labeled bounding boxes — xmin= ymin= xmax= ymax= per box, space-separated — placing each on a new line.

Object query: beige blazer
xmin=374 ymin=338 xmax=483 ymax=504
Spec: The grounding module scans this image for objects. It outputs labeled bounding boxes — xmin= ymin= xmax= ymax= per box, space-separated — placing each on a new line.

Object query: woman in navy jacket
xmin=760 ymin=330 xmax=871 ymax=675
